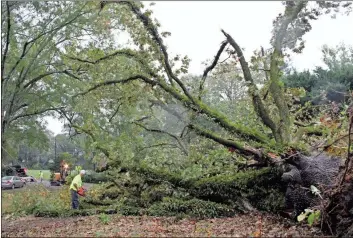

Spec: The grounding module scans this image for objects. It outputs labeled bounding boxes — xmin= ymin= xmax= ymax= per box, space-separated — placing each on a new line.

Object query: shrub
xmin=1 ymin=184 xmax=71 ymax=216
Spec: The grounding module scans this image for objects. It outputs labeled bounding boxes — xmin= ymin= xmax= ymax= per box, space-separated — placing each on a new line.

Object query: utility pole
xmin=54 ymin=136 xmax=57 ymax=162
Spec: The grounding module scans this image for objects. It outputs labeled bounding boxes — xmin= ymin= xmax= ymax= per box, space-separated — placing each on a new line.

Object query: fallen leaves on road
xmin=1 ymin=212 xmax=323 ymax=237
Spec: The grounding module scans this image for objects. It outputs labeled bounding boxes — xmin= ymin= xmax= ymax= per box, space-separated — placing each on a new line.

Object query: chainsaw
xmin=77 ymin=186 xmax=87 ymax=197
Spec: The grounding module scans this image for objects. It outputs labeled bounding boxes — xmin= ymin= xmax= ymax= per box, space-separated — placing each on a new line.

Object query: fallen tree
xmin=56 ymin=1 xmax=353 ymax=236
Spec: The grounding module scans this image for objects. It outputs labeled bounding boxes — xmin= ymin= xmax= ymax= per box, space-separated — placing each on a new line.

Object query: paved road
xmin=2 ymin=180 xmax=96 ymax=193
xmin=35 ymin=180 xmax=95 ymax=189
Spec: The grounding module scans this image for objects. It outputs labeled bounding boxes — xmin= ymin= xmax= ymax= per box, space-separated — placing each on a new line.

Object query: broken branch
xmin=199 ymin=41 xmax=228 ymax=99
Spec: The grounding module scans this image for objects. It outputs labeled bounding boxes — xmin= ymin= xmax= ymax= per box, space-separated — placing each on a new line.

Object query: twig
xmin=199 ymin=41 xmax=228 ymax=99
xmin=315 ymin=132 xmax=353 ymax=150
xmin=108 ymin=103 xmax=122 ymax=122
xmin=339 ymin=114 xmax=353 ymax=187
xmin=219 ymin=53 xmax=232 ymax=64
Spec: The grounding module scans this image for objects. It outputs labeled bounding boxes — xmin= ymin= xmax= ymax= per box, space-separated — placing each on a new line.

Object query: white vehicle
xmin=20 ymin=176 xmax=37 ymax=183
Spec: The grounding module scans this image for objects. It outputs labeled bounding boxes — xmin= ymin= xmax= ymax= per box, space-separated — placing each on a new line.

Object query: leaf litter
xmin=1 ymin=212 xmax=324 ymax=237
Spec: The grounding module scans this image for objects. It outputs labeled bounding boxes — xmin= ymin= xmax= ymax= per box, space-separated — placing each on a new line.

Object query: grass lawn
xmin=26 ymin=170 xmax=51 ymax=180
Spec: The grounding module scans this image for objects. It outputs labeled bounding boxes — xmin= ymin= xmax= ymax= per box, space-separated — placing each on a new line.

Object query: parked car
xmin=21 ymin=176 xmax=37 ymax=182
xmin=1 ymin=176 xmax=26 ymax=189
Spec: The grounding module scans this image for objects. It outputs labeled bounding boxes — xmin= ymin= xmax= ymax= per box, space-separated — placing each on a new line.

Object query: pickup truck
xmin=3 ymin=165 xmax=36 ymax=182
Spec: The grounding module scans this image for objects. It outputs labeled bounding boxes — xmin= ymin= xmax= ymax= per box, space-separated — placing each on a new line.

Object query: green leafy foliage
xmin=98 ymin=213 xmax=111 ymax=225
xmin=191 ymin=168 xmax=285 ymax=212
xmin=297 ymin=209 xmax=321 ymax=226
xmin=147 ymin=197 xmax=235 ymax=219
xmin=307 ymin=211 xmax=321 ymax=226
xmin=1 ymin=184 xmax=71 ymax=216
xmin=1 ymin=1 xmax=116 ymax=164
xmin=283 ymin=44 xmax=353 ymax=102
xmin=84 ymin=171 xmax=109 ymax=184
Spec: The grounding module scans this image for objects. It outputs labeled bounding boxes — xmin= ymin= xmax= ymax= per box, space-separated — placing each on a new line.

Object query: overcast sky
xmin=46 ymin=1 xmax=353 ymax=135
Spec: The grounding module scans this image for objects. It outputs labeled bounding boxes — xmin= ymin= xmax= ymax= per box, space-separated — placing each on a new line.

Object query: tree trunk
xmin=1 ymin=127 xmax=8 ymax=165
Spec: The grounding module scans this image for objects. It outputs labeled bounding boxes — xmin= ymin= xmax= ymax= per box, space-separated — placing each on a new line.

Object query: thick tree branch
xmin=272 ymin=2 xmax=306 ymax=51
xmin=199 ymin=41 xmax=228 ymax=99
xmin=4 ymin=79 xmax=23 ymax=131
xmin=221 ymin=29 xmax=277 ymax=139
xmin=67 ymin=49 xmax=160 ymax=79
xmin=268 ymin=2 xmax=306 ymax=143
xmin=256 ymin=68 xmax=270 ymax=73
xmin=260 ymin=46 xmax=271 ymax=100
xmin=1 ymin=2 xmax=11 ymax=82
xmin=23 ymin=71 xmax=65 ymax=89
xmin=8 ymin=106 xmax=65 ymax=124
xmin=66 ymin=49 xmax=139 ymax=65
xmin=73 ymin=75 xmax=157 ymax=98
xmin=5 ymin=42 xmax=30 ymax=83
xmin=188 ymin=123 xmax=279 ymax=164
